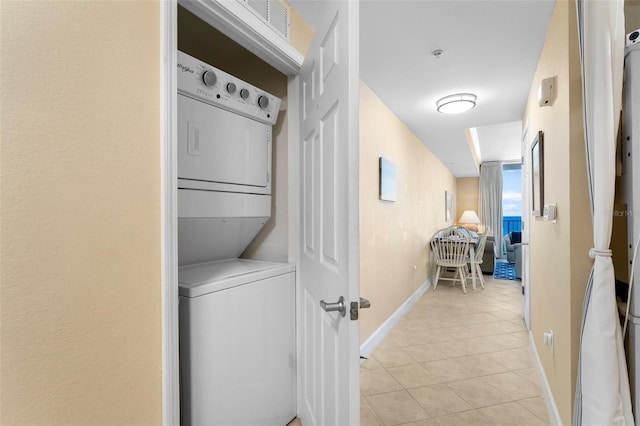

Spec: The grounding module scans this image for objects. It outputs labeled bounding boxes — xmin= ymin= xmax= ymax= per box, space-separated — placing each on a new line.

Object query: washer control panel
xmin=177 ymin=51 xmax=281 ymax=126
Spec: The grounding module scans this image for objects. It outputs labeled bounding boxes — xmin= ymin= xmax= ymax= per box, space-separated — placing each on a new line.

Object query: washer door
xmin=177 ymin=94 xmax=271 ymax=193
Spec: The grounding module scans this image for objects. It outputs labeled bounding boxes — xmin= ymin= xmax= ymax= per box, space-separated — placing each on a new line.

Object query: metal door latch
xmin=350 ymin=297 xmax=371 ymax=320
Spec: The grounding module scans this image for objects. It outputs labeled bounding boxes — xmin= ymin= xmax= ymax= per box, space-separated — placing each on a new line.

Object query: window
xmin=503 ymin=164 xmax=522 ymax=234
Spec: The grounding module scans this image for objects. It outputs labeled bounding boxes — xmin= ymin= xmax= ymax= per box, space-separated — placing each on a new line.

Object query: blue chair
xmin=504 ymin=231 xmax=522 ymax=279
xmin=504 ymin=231 xmax=522 ymax=263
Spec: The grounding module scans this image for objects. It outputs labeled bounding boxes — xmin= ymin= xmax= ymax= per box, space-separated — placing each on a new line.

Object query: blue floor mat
xmin=494 ymin=261 xmax=517 ymax=280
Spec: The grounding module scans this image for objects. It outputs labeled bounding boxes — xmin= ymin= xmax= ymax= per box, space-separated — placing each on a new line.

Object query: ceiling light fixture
xmin=436 ymin=93 xmax=477 ymax=114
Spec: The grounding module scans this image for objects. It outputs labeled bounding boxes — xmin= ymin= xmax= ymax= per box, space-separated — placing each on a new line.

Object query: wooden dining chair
xmin=467 ymin=233 xmax=487 ymax=290
xmin=430 ymin=227 xmax=471 ymax=293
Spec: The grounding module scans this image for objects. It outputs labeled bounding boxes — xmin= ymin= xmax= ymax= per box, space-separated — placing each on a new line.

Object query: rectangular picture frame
xmin=445 ymin=191 xmax=453 ymax=222
xmin=531 ymin=131 xmax=544 ymax=217
xmin=379 ymin=157 xmax=397 ymax=202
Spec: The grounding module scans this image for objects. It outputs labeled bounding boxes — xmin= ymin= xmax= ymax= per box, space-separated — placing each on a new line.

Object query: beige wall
xmin=290 ymin=7 xmax=314 ymax=56
xmin=455 ymin=177 xmax=480 ymax=224
xmin=626 ymin=0 xmax=640 ymax=33
xmin=1 ymin=1 xmax=162 ymax=424
xmin=523 ymin=1 xmax=590 ymax=423
xmin=359 ymin=82 xmax=457 ymax=343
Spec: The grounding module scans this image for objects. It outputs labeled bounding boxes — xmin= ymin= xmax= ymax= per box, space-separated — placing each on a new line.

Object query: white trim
xmin=521 ymin=121 xmax=531 ymax=331
xmin=359 ymin=279 xmax=432 ymax=358
xmin=528 ymin=332 xmax=562 ymax=425
xmin=287 ymin=75 xmax=301 ymax=267
xmin=178 ymin=0 xmax=303 ymax=76
xmin=287 ymin=72 xmax=303 ymax=414
xmin=161 ymin=1 xmax=179 ymax=424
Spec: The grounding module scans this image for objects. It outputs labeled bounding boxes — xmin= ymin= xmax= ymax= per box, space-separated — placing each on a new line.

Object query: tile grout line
xmin=360 ymin=276 xmax=549 ymax=425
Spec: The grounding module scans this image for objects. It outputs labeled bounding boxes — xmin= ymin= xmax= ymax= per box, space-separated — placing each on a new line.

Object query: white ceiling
xmin=476 ymin=121 xmax=524 ymax=164
xmin=288 ymin=0 xmax=555 ymax=177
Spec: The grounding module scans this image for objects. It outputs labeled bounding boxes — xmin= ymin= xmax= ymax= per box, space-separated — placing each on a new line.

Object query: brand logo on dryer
xmin=196 ymin=88 xmax=215 ymax=100
xmin=177 ymin=63 xmax=194 ymax=73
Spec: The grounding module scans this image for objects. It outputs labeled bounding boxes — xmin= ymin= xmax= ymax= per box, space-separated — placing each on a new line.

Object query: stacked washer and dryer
xmin=176 ymin=51 xmax=296 ymax=425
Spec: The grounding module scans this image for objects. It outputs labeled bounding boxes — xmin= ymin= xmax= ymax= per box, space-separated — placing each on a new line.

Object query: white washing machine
xmin=176 ymin=51 xmax=295 ymax=425
xmin=179 ymin=259 xmax=295 ymax=426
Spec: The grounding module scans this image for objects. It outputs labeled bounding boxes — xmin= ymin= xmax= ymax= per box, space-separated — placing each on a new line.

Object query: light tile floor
xmin=361 ymin=275 xmax=549 ymax=426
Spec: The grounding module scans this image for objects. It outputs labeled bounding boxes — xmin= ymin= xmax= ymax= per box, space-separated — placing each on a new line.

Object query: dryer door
xmin=177 ymin=94 xmax=271 ymax=194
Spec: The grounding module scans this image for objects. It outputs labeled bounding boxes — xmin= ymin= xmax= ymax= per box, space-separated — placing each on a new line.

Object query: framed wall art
xmin=531 ymin=131 xmax=544 ymax=217
xmin=445 ymin=191 xmax=453 ymax=222
xmin=379 ymin=157 xmax=397 ymax=202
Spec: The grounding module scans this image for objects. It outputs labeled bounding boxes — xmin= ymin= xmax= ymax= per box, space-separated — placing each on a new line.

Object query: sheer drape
xmin=573 ymin=0 xmax=633 ymax=424
xmin=478 ymin=161 xmax=503 ymax=255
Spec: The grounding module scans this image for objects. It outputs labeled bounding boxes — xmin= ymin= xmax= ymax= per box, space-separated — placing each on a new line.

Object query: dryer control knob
xmin=226 ymin=82 xmax=237 ymax=94
xmin=258 ymin=96 xmax=269 ymax=109
xmin=240 ymin=88 xmax=250 ymax=99
xmin=202 ymin=70 xmax=217 ymax=87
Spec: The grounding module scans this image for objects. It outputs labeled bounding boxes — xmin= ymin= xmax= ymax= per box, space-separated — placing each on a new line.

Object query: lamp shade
xmin=459 ymin=210 xmax=481 ymax=224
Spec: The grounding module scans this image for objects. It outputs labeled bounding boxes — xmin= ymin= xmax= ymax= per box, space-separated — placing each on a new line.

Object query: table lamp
xmin=458 ymin=210 xmax=481 ymax=232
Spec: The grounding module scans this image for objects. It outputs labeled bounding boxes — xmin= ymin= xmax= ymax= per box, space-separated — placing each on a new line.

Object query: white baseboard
xmin=359 ymin=279 xmax=432 ymax=359
xmin=528 ymin=332 xmax=563 ymax=425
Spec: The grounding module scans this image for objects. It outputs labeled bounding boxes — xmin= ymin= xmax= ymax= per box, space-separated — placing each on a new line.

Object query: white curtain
xmin=573 ymin=0 xmax=633 ymax=425
xmin=478 ymin=161 xmax=503 ymax=254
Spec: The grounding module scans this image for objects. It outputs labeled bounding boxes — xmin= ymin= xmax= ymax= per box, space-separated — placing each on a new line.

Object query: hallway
xmin=360 ymin=277 xmax=549 ymax=425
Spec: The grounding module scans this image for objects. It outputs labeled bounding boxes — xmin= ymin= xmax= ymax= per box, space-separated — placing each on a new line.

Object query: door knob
xmin=320 ymin=296 xmax=346 ymax=316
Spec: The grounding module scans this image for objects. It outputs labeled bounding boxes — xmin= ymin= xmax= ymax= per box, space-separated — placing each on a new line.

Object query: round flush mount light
xmin=436 ymin=93 xmax=477 ymax=114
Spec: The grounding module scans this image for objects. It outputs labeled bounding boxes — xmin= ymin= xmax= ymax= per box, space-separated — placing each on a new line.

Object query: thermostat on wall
xmin=538 ymin=77 xmax=556 ymax=107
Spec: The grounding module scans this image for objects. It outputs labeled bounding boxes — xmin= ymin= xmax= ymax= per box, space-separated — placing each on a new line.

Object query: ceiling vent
xmin=240 ymin=0 xmax=290 ymax=42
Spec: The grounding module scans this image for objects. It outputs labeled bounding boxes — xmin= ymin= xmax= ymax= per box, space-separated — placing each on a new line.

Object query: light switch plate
xmin=543 ymin=203 xmax=557 ymax=222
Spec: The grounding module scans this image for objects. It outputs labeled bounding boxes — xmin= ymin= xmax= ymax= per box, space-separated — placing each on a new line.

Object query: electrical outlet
xmin=543 ymin=330 xmax=554 ymax=355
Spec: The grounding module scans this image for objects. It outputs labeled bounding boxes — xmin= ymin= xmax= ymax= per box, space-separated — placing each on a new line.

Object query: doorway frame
xmin=160 ymin=1 xmax=303 ymax=423
xmin=521 ymin=120 xmax=531 ymax=330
